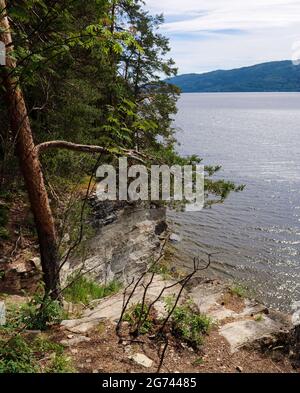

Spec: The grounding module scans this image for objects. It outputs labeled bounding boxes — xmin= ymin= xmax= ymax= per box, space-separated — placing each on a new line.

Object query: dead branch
xmin=35 ymin=140 xmax=146 ymax=163
xmin=115 ymin=234 xmax=170 ymax=337
xmin=157 ymin=335 xmax=169 ymax=373
xmin=115 ymin=251 xmax=216 ymax=372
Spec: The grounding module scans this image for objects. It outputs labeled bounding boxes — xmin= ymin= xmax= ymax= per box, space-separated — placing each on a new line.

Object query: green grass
xmin=64 ymin=275 xmax=122 ymax=305
xmin=229 ymin=284 xmax=247 ymax=298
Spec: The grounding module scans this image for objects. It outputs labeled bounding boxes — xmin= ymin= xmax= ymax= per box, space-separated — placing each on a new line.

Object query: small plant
xmin=0 ymin=335 xmax=39 ymax=373
xmin=6 ymin=292 xmax=66 ymax=331
xmin=229 ymin=284 xmax=247 ymax=298
xmin=149 ymin=261 xmax=173 ymax=280
xmin=64 ymin=275 xmax=122 ymax=305
xmin=193 ymin=357 xmax=204 ymax=366
xmin=46 ymin=354 xmax=75 ymax=373
xmin=123 ymin=303 xmax=153 ymax=335
xmin=165 ymin=298 xmax=212 ymax=348
xmin=33 ymin=336 xmax=64 ymax=356
xmin=255 ymin=314 xmax=263 ymax=322
xmin=0 ymin=227 xmax=9 ymax=240
xmin=0 ymin=335 xmax=74 ymax=373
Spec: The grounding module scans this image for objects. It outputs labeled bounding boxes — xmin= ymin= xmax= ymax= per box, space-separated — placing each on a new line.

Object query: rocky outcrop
xmin=61 ymin=275 xmax=294 ymax=357
xmin=61 ymin=274 xmax=186 ymax=334
xmin=0 ymin=257 xmax=42 ymax=295
xmin=189 ymin=280 xmax=292 ymax=353
xmin=61 ymin=199 xmax=168 ymax=285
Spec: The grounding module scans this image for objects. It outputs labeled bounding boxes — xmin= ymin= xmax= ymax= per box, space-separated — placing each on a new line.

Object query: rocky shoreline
xmin=1 ymin=200 xmax=299 ymax=372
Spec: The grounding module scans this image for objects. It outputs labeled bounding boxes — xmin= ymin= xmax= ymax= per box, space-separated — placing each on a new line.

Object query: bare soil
xmin=53 ymin=321 xmax=299 ymax=374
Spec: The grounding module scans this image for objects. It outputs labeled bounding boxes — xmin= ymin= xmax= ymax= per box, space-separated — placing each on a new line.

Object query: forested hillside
xmin=167 ymin=61 xmax=300 ymax=92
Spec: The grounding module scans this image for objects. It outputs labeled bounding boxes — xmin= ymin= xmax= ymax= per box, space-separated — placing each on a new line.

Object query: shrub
xmin=7 ymin=293 xmax=66 ymax=331
xmin=0 ymin=335 xmax=74 ymax=373
xmin=0 ymin=335 xmax=39 ymax=373
xmin=165 ymin=299 xmax=212 ymax=348
xmin=64 ymin=275 xmax=121 ymax=305
xmin=123 ymin=303 xmax=153 ymax=335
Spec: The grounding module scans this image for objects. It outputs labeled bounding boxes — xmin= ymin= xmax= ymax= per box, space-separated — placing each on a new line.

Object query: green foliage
xmin=33 ymin=336 xmax=64 ymax=355
xmin=255 ymin=314 xmax=263 ymax=322
xmin=0 ymin=335 xmax=39 ymax=373
xmin=0 ymin=335 xmax=73 ymax=374
xmin=165 ymin=298 xmax=212 ymax=347
xmin=0 ymin=227 xmax=9 ymax=240
xmin=0 ymin=204 xmax=8 ymax=227
xmin=6 ymin=293 xmax=66 ymax=331
xmin=1 ymin=0 xmax=241 ymax=217
xmin=193 ymin=357 xmax=205 ymax=366
xmin=46 ymin=354 xmax=75 ymax=373
xmin=123 ymin=303 xmax=153 ymax=335
xmin=229 ymin=284 xmax=247 ymax=298
xmin=0 ymin=203 xmax=9 ymax=239
xmin=58 ymin=199 xmax=96 ymax=259
xmin=149 ymin=261 xmax=173 ymax=280
xmin=64 ymin=275 xmax=121 ymax=305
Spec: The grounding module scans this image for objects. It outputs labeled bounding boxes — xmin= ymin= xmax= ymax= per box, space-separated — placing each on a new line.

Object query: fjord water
xmin=168 ymin=93 xmax=300 ymax=311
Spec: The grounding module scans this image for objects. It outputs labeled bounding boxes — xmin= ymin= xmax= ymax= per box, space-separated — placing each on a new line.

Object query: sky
xmin=145 ymin=0 xmax=300 ymax=75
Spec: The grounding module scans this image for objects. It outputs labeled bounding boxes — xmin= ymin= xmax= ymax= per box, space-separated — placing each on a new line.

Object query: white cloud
xmin=145 ymin=0 xmax=300 ymax=73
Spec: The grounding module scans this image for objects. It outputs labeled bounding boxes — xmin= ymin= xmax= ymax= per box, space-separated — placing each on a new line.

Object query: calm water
xmin=168 ymin=93 xmax=300 ymax=311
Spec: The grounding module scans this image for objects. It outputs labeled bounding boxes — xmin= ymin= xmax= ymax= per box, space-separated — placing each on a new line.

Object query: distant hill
xmin=166 ymin=61 xmax=300 ymax=92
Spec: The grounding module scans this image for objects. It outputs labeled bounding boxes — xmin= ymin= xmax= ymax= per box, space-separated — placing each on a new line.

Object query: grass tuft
xmin=229 ymin=284 xmax=247 ymax=298
xmin=64 ymin=275 xmax=122 ymax=305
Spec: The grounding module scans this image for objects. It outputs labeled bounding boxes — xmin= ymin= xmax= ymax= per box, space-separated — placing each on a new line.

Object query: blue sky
xmin=146 ymin=0 xmax=300 ymax=74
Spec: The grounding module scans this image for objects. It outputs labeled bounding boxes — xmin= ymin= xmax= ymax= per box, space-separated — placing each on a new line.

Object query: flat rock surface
xmin=219 ymin=317 xmax=282 ymax=353
xmin=61 ymin=275 xmax=187 ymax=334
xmin=61 ymin=277 xmax=292 ymax=353
xmin=189 ymin=281 xmax=291 ymax=353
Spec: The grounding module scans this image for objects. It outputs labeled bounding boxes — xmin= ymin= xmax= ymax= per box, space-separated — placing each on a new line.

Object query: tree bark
xmin=36 ymin=140 xmax=146 ymax=162
xmin=0 ymin=1 xmax=60 ymax=299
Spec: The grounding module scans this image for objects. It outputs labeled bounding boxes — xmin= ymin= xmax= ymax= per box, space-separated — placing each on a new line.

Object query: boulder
xmin=129 ymin=353 xmax=153 ymax=368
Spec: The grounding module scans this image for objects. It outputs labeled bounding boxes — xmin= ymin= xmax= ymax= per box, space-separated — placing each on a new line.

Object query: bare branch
xmin=35 ymin=140 xmax=146 ymax=163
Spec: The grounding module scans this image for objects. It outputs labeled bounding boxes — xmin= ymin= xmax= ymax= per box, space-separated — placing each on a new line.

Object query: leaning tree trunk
xmin=0 ymin=1 xmax=60 ymax=299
